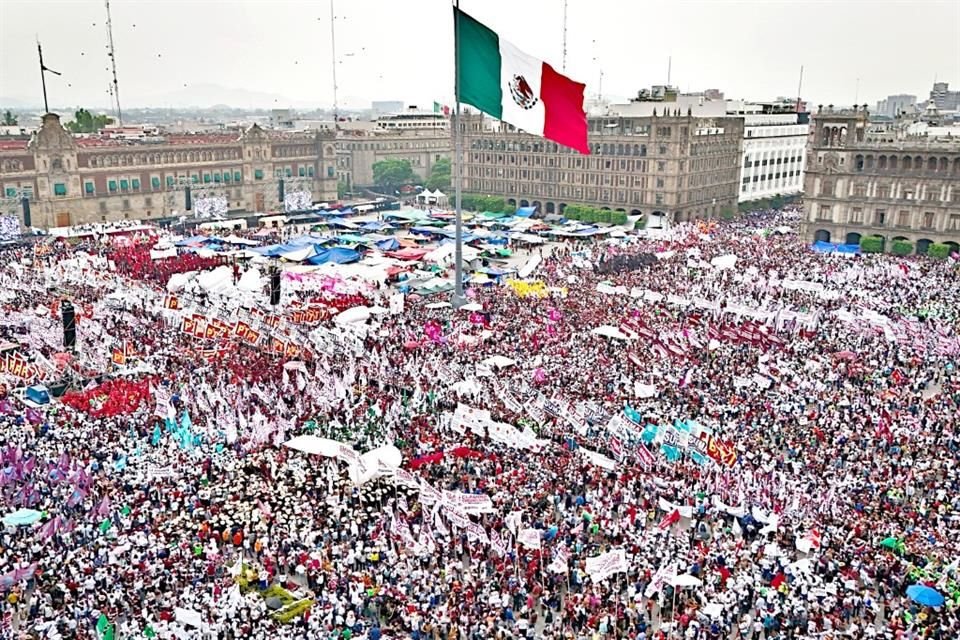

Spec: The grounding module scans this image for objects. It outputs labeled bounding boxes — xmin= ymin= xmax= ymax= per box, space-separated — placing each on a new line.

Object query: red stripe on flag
xmin=540 ymin=62 xmax=590 ymax=155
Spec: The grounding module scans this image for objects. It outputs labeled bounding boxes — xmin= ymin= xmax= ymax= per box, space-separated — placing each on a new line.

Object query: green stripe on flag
xmin=454 ymin=8 xmax=502 ymax=119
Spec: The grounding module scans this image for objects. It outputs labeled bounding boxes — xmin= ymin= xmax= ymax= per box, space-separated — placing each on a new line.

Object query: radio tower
xmin=104 ymin=0 xmax=123 ymax=126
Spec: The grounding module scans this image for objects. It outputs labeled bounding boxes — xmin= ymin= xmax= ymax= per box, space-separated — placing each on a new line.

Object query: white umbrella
xmin=670 ymin=574 xmax=702 ymax=588
xmin=425 ymin=301 xmax=452 ymax=309
xmin=460 ymin=303 xmax=483 ymax=312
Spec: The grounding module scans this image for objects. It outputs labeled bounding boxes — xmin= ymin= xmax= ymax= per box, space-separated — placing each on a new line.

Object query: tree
xmin=859 ymin=235 xmax=885 ymax=253
xmin=927 ymin=243 xmax=951 ymax=259
xmin=891 ymin=240 xmax=913 ymax=256
xmin=337 ymin=180 xmax=350 ymax=199
xmin=425 ymin=157 xmax=451 ymax=192
xmin=65 ymin=108 xmax=113 ymax=134
xmin=372 ymin=159 xmax=419 ymax=192
xmin=1 ymin=110 xmax=17 ymax=126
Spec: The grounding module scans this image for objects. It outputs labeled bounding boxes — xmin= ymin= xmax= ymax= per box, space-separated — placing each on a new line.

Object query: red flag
xmin=658 ymin=509 xmax=680 ymax=530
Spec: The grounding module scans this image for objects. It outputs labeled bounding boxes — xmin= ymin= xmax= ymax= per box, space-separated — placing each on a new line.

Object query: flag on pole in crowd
xmin=635 ymin=442 xmax=656 ymax=468
xmin=454 ymin=7 xmax=589 ymax=154
xmin=96 ymin=614 xmax=115 ymax=640
xmin=658 ymin=509 xmax=681 ymax=530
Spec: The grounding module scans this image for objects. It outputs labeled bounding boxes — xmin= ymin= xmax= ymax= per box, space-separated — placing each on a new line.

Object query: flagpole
xmin=452 ymin=0 xmax=465 ymax=307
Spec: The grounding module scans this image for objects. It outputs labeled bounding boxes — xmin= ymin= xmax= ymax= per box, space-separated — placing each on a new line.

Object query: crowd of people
xmin=1 ymin=207 xmax=958 ymax=639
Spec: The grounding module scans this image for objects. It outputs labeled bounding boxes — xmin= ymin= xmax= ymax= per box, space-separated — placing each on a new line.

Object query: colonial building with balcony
xmin=802 ymin=106 xmax=960 ymax=254
xmin=0 ymin=113 xmax=337 ymax=229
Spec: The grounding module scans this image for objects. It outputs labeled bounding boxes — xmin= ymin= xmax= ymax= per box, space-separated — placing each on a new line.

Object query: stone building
xmin=0 ymin=113 xmax=337 ymax=229
xmin=336 ymin=112 xmax=451 ymax=189
xmin=458 ymin=110 xmax=743 ymax=222
xmin=802 ymin=106 xmax=960 ymax=254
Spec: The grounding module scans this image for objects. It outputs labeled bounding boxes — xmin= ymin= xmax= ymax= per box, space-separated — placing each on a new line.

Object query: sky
xmin=1 ymin=0 xmax=958 ymax=112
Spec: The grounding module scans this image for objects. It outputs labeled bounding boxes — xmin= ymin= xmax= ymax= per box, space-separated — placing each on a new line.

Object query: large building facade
xmin=458 ymin=111 xmax=744 ymax=221
xmin=802 ymin=106 xmax=960 ymax=253
xmin=0 ymin=113 xmax=337 ymax=229
xmin=336 ymin=112 xmax=451 ymax=189
xmin=733 ymin=107 xmax=808 ymax=203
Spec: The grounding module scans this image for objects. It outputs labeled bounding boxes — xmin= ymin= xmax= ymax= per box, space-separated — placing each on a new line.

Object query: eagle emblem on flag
xmin=509 ymin=74 xmax=538 ymax=110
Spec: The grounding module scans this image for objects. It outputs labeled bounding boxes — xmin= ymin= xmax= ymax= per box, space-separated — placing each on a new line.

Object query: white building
xmin=737 ymin=110 xmax=808 ymax=202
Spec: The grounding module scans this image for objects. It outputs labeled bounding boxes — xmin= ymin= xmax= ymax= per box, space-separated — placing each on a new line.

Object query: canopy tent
xmin=424 ymin=243 xmax=480 ymax=265
xmin=386 ymin=247 xmax=429 ymax=261
xmin=359 ymin=220 xmax=394 ymax=232
xmin=812 ymin=241 xmax=861 ymax=254
xmin=174 ymin=235 xmax=211 ymax=247
xmin=375 ymin=237 xmax=400 ymax=251
xmin=220 ymin=234 xmax=259 ymax=246
xmin=515 ymin=206 xmax=536 ymax=217
xmin=305 ymin=247 xmax=361 ymax=266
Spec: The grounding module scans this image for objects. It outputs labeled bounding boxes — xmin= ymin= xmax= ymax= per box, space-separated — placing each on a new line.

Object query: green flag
xmin=99 ymin=518 xmax=113 ymax=533
xmin=144 ymin=625 xmax=157 ymax=638
xmin=96 ymin=615 xmax=109 ymax=635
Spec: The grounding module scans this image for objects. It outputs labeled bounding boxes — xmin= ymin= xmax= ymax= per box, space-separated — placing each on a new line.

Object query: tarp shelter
xmin=386 ymin=247 xmax=429 ymax=261
xmin=375 ymin=238 xmax=400 ymax=251
xmin=812 ymin=241 xmax=861 ymax=254
xmin=306 ymin=247 xmax=361 ymax=265
xmin=360 ymin=221 xmax=393 ymax=232
xmin=515 ymin=206 xmax=536 ymax=217
xmin=174 ymin=235 xmax=210 ymax=247
xmin=221 ymin=234 xmax=259 ymax=246
xmin=326 ymin=219 xmax=359 ymax=230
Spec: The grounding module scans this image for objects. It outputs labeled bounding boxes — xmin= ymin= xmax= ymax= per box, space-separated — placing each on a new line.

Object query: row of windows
xmin=743 ymin=171 xmax=801 ymax=183
xmin=821 ymin=206 xmax=960 ymax=231
xmin=340 ymin=140 xmax=447 ymax=151
xmin=825 ymin=181 xmax=959 ymax=202
xmin=87 ymin=148 xmax=242 ymax=168
xmin=853 ymin=154 xmax=960 ymax=174
xmin=745 ymin=155 xmax=802 ymax=167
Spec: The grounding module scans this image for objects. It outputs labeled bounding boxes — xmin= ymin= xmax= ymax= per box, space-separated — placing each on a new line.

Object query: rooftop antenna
xmin=795 ymin=65 xmax=804 ymax=113
xmin=667 ymin=56 xmax=671 ymax=86
xmin=854 ymin=76 xmax=860 ymax=107
xmin=104 ymin=0 xmax=122 ymax=125
xmin=36 ymin=37 xmax=62 ymax=114
xmin=330 ymin=0 xmax=339 ymax=129
xmin=562 ymin=0 xmax=568 ymax=72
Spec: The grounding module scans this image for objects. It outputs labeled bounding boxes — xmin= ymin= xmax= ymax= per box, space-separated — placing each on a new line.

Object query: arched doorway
xmin=600 ymin=206 xmax=611 ymax=210
xmin=916 ymin=238 xmax=933 ymax=255
xmin=814 ymin=229 xmax=831 ymax=243
xmin=946 ymin=241 xmax=960 ymax=255
xmin=650 ymin=210 xmax=668 ymax=227
xmin=532 ymin=200 xmax=542 ymax=212
xmin=558 ymin=203 xmax=567 ymax=214
xmin=545 ymin=202 xmax=555 ymax=214
xmin=845 ymin=232 xmax=861 ymax=245
xmin=630 ymin=209 xmax=642 ymax=216
xmin=892 ymin=236 xmax=908 ymax=242
xmin=507 ymin=198 xmax=516 ymax=207
xmin=615 ymin=208 xmax=625 ymax=212
xmin=520 ymin=199 xmax=529 ymax=207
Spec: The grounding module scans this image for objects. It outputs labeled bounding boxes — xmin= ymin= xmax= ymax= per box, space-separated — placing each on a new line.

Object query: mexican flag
xmin=454 ymin=7 xmax=589 ymax=154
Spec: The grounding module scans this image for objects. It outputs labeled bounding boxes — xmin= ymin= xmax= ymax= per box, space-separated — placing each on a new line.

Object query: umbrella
xmin=906 ymin=584 xmax=945 ymax=607
xmin=880 ymin=537 xmax=906 ymax=554
xmin=459 ymin=302 xmax=483 ymax=312
xmin=2 ymin=508 xmax=43 ymax=527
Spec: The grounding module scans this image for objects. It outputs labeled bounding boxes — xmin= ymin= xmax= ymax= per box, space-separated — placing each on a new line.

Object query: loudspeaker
xmin=21 ymin=197 xmax=31 ymax=229
xmin=269 ymin=267 xmax=281 ymax=305
xmin=61 ymin=301 xmax=76 ymax=350
xmin=278 ymin=179 xmax=285 ymax=206
xmin=184 ymin=186 xmax=192 ymax=211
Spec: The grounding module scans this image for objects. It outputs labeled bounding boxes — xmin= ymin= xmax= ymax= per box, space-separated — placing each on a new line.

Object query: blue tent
xmin=327 ymin=219 xmax=359 ymax=230
xmin=306 ymin=247 xmax=361 ymax=265
xmin=812 ymin=241 xmax=861 ymax=254
xmin=376 ymin=238 xmax=400 ymax=251
xmin=174 ymin=235 xmax=210 ymax=247
xmin=360 ymin=221 xmax=393 ymax=232
xmin=515 ymin=206 xmax=536 ymax=217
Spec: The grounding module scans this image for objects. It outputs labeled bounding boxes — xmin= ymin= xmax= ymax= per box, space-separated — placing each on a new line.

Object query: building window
xmin=285 ymin=168 xmax=292 ymax=177
xmin=655 ymin=193 xmax=664 ymax=205
xmin=298 ymin=167 xmax=306 ymax=177
xmin=203 ymin=173 xmax=211 ymax=183
xmin=923 ymin=212 xmax=935 ymax=229
xmin=151 ymin=176 xmax=161 ymax=189
xmin=3 ymin=187 xmax=15 ymax=197
xmin=84 ymin=182 xmax=94 ymax=194
xmin=53 ymin=183 xmax=67 ymax=196
xmin=108 ymin=180 xmax=117 ymax=193
xmin=327 ymin=166 xmax=335 ymax=178
xmin=235 ymin=170 xmax=243 ymax=182
xmin=850 ymin=207 xmax=863 ymax=223
xmin=131 ymin=178 xmax=140 ymax=190
xmin=307 ymin=166 xmax=314 ymax=177
xmin=854 ymin=183 xmax=866 ymax=197
xmin=948 ymin=214 xmax=960 ymax=231
xmin=818 ymin=205 xmax=831 ymax=221
xmin=874 ymin=209 xmax=886 ymax=225
xmin=897 ymin=211 xmax=910 ymax=227
xmin=191 ymin=175 xmax=199 ymax=184
xmin=166 ymin=176 xmax=174 ymax=187
xmin=120 ymin=179 xmax=129 ymax=191
xmin=820 ymin=180 xmax=832 ymax=197
xmin=223 ymin=172 xmax=231 ymax=183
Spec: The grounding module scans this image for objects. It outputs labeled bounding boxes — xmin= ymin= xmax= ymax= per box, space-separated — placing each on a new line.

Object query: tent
xmin=515 ymin=206 xmax=536 ymax=217
xmin=360 ymin=221 xmax=393 ymax=232
xmin=375 ymin=237 xmax=400 ymax=251
xmin=386 ymin=247 xmax=429 ymax=261
xmin=221 ymin=234 xmax=259 ymax=246
xmin=174 ymin=235 xmax=210 ymax=247
xmin=306 ymin=247 xmax=361 ymax=265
